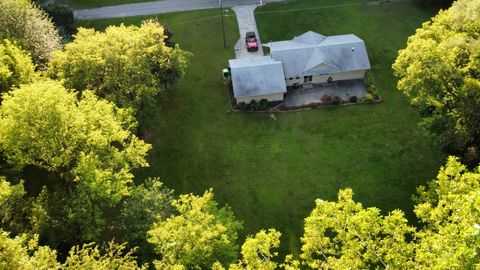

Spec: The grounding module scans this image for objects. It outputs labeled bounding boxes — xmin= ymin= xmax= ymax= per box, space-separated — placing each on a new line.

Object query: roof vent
xmin=352 ymin=46 xmax=355 ymax=52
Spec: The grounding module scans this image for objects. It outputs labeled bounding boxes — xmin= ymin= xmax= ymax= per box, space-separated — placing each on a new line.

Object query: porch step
xmin=303 ymin=83 xmax=313 ymax=89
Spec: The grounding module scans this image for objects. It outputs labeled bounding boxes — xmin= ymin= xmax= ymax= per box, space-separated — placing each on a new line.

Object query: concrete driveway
xmin=75 ymin=0 xmax=285 ymax=20
xmin=232 ymin=5 xmax=264 ymax=59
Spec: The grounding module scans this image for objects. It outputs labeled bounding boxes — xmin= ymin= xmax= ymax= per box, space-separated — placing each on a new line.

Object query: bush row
xmin=237 ymin=99 xmax=269 ymax=111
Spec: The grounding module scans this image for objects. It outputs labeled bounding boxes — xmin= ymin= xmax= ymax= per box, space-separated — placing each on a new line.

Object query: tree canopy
xmin=0 ymin=230 xmax=60 ymax=270
xmin=0 ymin=39 xmax=35 ymax=94
xmin=298 ymin=157 xmax=480 ymax=269
xmin=228 ymin=229 xmax=282 ymax=270
xmin=301 ymin=189 xmax=415 ymax=269
xmin=414 ymin=156 xmax=480 ymax=269
xmin=0 ymin=80 xmax=151 ymax=242
xmin=0 ymin=0 xmax=61 ymax=66
xmin=393 ymin=0 xmax=480 ymax=164
xmin=49 ymin=20 xmax=189 ymax=110
xmin=147 ymin=189 xmax=242 ymax=269
xmin=0 ymin=230 xmax=143 ymax=270
xmin=120 ymin=178 xmax=175 ymax=260
xmin=63 ymin=242 xmax=144 ymax=270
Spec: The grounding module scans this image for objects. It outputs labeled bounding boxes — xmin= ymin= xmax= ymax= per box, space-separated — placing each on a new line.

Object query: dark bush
xmin=163 ymin=24 xmax=175 ymax=48
xmin=238 ymin=102 xmax=247 ymax=111
xmin=332 ymin=96 xmax=342 ymax=105
xmin=43 ymin=4 xmax=74 ymax=37
xmin=321 ymin=94 xmax=332 ymax=104
xmin=349 ymin=96 xmax=358 ymax=103
xmin=259 ymin=99 xmax=268 ymax=110
xmin=248 ymin=100 xmax=258 ymax=111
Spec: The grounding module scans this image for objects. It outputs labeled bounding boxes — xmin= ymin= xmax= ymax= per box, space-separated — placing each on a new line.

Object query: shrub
xmin=321 ymin=94 xmax=332 ymax=104
xmin=362 ymin=93 xmax=374 ymax=103
xmin=349 ymin=96 xmax=358 ymax=103
xmin=332 ymin=96 xmax=342 ymax=105
xmin=248 ymin=100 xmax=258 ymax=111
xmin=259 ymin=99 xmax=268 ymax=110
xmin=0 ymin=0 xmax=62 ymax=66
xmin=238 ymin=102 xmax=247 ymax=111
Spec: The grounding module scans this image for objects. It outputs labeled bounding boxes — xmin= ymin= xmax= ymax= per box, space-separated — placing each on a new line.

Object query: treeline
xmin=0 ymin=0 xmax=480 ymax=269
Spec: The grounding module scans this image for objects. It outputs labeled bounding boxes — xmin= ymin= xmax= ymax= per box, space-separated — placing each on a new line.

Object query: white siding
xmin=284 ymin=70 xmax=366 ymax=86
xmin=236 ymin=92 xmax=284 ymax=104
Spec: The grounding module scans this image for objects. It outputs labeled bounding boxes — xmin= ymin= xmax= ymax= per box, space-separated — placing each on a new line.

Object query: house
xmin=268 ymin=31 xmax=371 ymax=88
xmin=228 ymin=56 xmax=287 ymax=103
xmin=228 ymin=31 xmax=371 ymax=104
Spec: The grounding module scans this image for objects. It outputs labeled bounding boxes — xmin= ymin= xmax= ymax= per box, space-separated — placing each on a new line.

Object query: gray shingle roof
xmin=229 ymin=56 xmax=287 ymax=97
xmin=269 ymin=32 xmax=371 ymax=78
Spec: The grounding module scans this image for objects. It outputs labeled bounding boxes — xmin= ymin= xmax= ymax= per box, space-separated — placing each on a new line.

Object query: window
xmin=304 ymin=76 xmax=312 ymax=82
xmin=289 ymin=77 xmax=293 ymax=80
xmin=296 ymin=76 xmax=300 ymax=79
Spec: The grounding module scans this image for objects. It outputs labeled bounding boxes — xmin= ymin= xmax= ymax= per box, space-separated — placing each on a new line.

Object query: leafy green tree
xmin=414 ymin=156 xmax=480 ymax=269
xmin=42 ymin=4 xmax=75 ymax=38
xmin=393 ymin=0 xmax=480 ymax=164
xmin=63 ymin=242 xmax=144 ymax=270
xmin=49 ymin=20 xmax=189 ymax=110
xmin=301 ymin=188 xmax=416 ymax=269
xmin=0 ymin=39 xmax=35 ymax=94
xmin=229 ymin=229 xmax=281 ymax=270
xmin=0 ymin=231 xmax=143 ymax=270
xmin=0 ymin=80 xmax=151 ymax=242
xmin=0 ymin=178 xmax=28 ymax=233
xmin=0 ymin=230 xmax=60 ymax=270
xmin=0 ymin=0 xmax=61 ymax=66
xmin=0 ymin=177 xmax=48 ymax=236
xmin=120 ymin=178 xmax=174 ymax=259
xmin=147 ymin=189 xmax=242 ymax=269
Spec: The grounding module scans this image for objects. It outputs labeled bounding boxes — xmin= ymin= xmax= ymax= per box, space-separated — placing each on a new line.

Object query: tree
xmin=0 ymin=39 xmax=35 ymax=94
xmin=147 ymin=189 xmax=242 ymax=269
xmin=393 ymin=0 xmax=480 ymax=164
xmin=0 ymin=177 xmax=48 ymax=236
xmin=300 ymin=189 xmax=416 ymax=269
xmin=0 ymin=0 xmax=61 ymax=66
xmin=0 ymin=230 xmax=60 ymax=270
xmin=120 ymin=178 xmax=175 ymax=259
xmin=413 ymin=156 xmax=480 ymax=269
xmin=63 ymin=242 xmax=144 ymax=270
xmin=0 ymin=80 xmax=151 ymax=242
xmin=0 ymin=230 xmax=143 ymax=270
xmin=42 ymin=4 xmax=75 ymax=38
xmin=229 ymin=229 xmax=281 ymax=270
xmin=49 ymin=20 xmax=189 ymax=110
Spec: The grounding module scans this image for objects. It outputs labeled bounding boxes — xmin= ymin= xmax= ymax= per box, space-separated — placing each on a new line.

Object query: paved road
xmin=232 ymin=5 xmax=264 ymax=59
xmin=75 ymin=0 xmax=285 ymax=20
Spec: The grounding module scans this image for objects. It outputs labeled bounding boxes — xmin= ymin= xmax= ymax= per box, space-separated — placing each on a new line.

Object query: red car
xmin=246 ymin=31 xmax=258 ymax=52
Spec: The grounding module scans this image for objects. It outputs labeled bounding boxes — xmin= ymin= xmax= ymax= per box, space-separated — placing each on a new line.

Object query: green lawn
xmin=78 ymin=0 xmax=443 ymax=257
xmin=63 ymin=0 xmax=155 ymax=9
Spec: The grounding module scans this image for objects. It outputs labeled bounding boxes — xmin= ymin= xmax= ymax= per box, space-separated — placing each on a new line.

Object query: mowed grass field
xmin=78 ymin=0 xmax=442 ymax=256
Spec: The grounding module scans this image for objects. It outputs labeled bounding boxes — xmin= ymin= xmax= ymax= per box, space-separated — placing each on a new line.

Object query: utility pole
xmin=219 ymin=0 xmax=226 ymax=48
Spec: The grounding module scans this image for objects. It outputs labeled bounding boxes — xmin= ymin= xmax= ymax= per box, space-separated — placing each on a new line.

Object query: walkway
xmin=75 ymin=0 xmax=284 ymax=20
xmin=232 ymin=5 xmax=264 ymax=59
